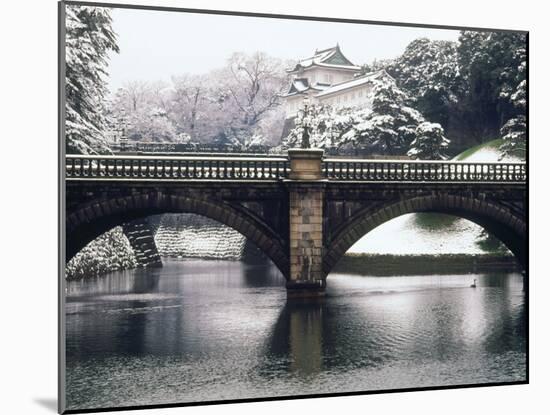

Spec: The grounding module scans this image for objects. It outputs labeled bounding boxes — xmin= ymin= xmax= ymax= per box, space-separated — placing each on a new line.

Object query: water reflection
xmin=266 ymin=299 xmax=325 ymax=376
xmin=65 ymin=260 xmax=526 ymax=411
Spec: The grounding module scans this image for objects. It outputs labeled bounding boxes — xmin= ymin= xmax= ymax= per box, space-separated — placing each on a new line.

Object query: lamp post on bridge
xmin=117 ymin=108 xmax=129 ymax=152
xmin=297 ymin=96 xmax=312 ymax=149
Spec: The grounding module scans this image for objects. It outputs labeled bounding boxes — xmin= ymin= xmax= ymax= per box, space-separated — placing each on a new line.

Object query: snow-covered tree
xmin=115 ymin=81 xmax=150 ymax=112
xmin=109 ymin=52 xmax=289 ymax=147
xmin=386 ymin=38 xmax=461 ymax=129
xmin=282 ymin=77 xmax=432 ymax=156
xmin=348 ymin=77 xmax=425 ymax=155
xmin=283 ymin=104 xmax=360 ymax=149
xmin=457 ymin=31 xmax=527 ymax=141
xmin=111 ymin=81 xmax=179 ymax=142
xmin=65 ymin=5 xmax=119 ymax=154
xmin=360 ymin=58 xmax=395 ymax=75
xmin=140 ymin=107 xmax=177 ymax=142
xmin=407 ymin=122 xmax=450 ymax=160
xmin=499 ymin=47 xmax=527 ymax=159
xmin=222 ymin=52 xmax=289 ymax=128
xmin=500 ymin=115 xmax=526 ymax=158
xmin=170 ymin=74 xmax=213 ymax=140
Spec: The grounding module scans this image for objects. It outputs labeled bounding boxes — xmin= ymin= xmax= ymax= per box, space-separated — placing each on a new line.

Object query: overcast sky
xmin=106 ymin=7 xmax=460 ymax=92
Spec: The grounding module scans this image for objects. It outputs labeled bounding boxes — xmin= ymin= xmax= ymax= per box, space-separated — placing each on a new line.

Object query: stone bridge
xmin=64 ymin=150 xmax=527 ymax=296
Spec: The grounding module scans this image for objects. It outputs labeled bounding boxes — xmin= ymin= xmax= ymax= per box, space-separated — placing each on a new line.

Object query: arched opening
xmin=66 ymin=213 xmax=284 ymax=282
xmin=324 ymin=194 xmax=526 ymax=276
xmin=66 ymin=192 xmax=290 ymax=279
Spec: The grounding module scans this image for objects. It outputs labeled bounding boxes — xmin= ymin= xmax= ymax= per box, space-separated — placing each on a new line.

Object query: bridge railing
xmin=322 ymin=159 xmax=527 ymax=182
xmin=109 ymin=142 xmax=272 ymax=154
xmin=66 ymin=154 xmax=290 ymax=181
xmin=66 ymin=155 xmax=526 ymax=183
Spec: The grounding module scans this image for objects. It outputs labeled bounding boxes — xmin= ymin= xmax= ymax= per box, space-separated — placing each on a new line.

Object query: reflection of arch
xmin=324 ymin=194 xmax=526 ymax=275
xmin=66 ymin=191 xmax=289 ymax=278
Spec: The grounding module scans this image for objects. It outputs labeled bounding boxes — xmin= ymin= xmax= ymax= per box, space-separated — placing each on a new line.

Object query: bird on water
xmin=470 ymin=279 xmax=477 ymax=288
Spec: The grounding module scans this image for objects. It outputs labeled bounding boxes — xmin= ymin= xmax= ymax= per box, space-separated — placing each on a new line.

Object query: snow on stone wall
xmin=152 ymin=214 xmax=247 ymax=260
xmin=66 ymin=226 xmax=138 ymax=279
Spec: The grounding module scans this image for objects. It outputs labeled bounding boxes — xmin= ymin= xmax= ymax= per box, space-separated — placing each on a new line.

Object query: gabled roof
xmin=284 ymin=78 xmax=331 ymax=97
xmin=315 ymin=69 xmax=394 ymax=98
xmin=287 ymin=44 xmax=361 ymax=73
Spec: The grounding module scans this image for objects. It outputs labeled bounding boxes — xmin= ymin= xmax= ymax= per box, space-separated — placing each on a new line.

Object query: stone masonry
xmin=122 ymin=218 xmax=163 ymax=268
xmin=288 ymin=184 xmax=324 ymax=284
xmin=286 ymin=149 xmax=326 ymax=296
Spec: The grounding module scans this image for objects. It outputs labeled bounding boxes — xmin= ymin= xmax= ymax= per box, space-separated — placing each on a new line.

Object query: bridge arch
xmin=66 ymin=191 xmax=290 ymax=278
xmin=323 ymin=194 xmax=526 ymax=276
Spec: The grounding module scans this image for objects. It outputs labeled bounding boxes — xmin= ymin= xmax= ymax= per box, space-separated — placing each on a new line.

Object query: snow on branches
xmin=65 ymin=5 xmax=119 ymax=154
xmin=283 ymin=77 xmax=439 ymax=157
xmin=283 ymin=104 xmax=359 ymax=149
xmin=500 ymin=78 xmax=527 ymax=158
xmin=407 ymin=122 xmax=450 ymax=160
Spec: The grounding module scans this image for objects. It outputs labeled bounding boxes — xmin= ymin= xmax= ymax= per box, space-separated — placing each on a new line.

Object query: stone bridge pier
xmin=286 ymin=149 xmax=327 ymax=297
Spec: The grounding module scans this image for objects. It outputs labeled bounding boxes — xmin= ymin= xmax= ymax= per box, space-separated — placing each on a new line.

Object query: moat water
xmin=65 ymin=259 xmax=526 ymax=410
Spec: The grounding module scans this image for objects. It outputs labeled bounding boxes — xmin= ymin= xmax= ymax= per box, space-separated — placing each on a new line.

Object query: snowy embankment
xmin=66 ymin=214 xmax=251 ymax=279
xmin=66 ymin=227 xmax=137 ymax=279
xmin=151 ymin=214 xmax=247 ymax=260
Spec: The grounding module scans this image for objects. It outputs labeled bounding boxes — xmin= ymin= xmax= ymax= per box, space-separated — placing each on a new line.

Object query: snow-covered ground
xmin=348 ymin=213 xmax=489 ymax=255
xmin=454 ymin=138 xmax=523 ymax=163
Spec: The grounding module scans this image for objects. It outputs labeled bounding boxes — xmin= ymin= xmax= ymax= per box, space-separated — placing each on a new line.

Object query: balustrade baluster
xmin=81 ymin=159 xmax=88 ymax=177
xmin=68 ymin=158 xmax=74 ymax=177
xmin=191 ymin=160 xmax=197 ymax=179
xmin=185 ymin=160 xmax=191 ymax=179
xmin=168 ymin=160 xmax=174 ymax=178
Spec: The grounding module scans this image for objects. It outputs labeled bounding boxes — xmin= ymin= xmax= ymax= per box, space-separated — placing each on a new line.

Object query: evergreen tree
xmin=499 ymin=80 xmax=526 ymax=158
xmin=65 ymin=5 xmax=119 ymax=154
xmin=283 ymin=104 xmax=363 ymax=149
xmin=499 ymin=47 xmax=527 ymax=159
xmin=407 ymin=122 xmax=450 ymax=160
xmin=457 ymin=31 xmax=527 ymax=142
xmin=351 ymin=77 xmax=424 ymax=155
xmin=386 ymin=38 xmax=461 ymax=131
